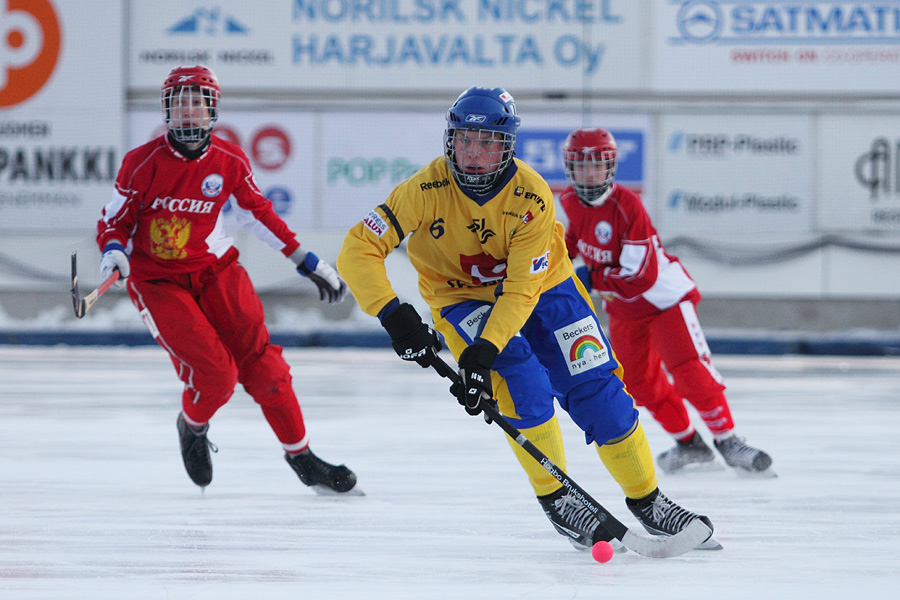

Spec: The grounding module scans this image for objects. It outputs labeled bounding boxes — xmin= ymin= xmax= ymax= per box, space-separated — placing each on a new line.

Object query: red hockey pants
xmin=608 ymin=300 xmax=734 ymax=439
xmin=127 ymin=249 xmax=307 ymax=448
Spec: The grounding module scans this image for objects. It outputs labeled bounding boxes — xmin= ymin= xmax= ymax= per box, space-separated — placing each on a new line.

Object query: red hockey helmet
xmin=161 ymin=65 xmax=221 ymax=144
xmin=563 ymin=127 xmax=617 ymax=206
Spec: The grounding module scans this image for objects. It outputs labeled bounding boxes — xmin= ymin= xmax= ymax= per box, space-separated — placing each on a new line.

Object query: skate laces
xmin=292 ymin=451 xmax=343 ymax=482
xmin=553 ymin=490 xmax=599 ymax=533
xmin=718 ymin=436 xmax=759 ymax=464
xmin=186 ymin=430 xmax=217 ymax=461
xmin=639 ymin=492 xmax=700 ymax=535
xmin=303 ymin=453 xmax=331 ymax=478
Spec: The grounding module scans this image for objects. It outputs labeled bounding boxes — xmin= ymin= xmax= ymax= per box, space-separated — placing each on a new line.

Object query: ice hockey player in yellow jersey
xmin=338 ymin=86 xmax=717 ymax=551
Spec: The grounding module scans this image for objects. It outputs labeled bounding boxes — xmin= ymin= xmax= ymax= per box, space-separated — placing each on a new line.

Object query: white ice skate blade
xmin=734 ymin=467 xmax=778 ymax=479
xmin=659 ymin=460 xmax=726 ymax=475
xmin=309 ymin=484 xmax=366 ymax=497
xmin=696 ymin=534 xmax=724 ymax=551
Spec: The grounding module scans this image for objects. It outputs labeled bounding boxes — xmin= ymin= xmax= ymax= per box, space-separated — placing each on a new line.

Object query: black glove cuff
xmin=460 ymin=341 xmax=499 ymax=370
xmin=381 ymin=303 xmax=423 ymax=341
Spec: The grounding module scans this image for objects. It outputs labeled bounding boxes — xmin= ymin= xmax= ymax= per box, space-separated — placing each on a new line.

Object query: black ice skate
xmin=285 ymin=448 xmax=361 ymax=496
xmin=537 ymin=487 xmax=623 ymax=552
xmin=176 ymin=413 xmax=217 ymax=489
xmin=626 ymin=488 xmax=721 ymax=550
xmin=715 ymin=435 xmax=775 ymax=476
xmin=656 ymin=432 xmax=721 ymax=474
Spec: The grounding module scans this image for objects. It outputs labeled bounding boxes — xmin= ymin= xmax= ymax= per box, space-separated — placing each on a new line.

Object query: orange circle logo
xmin=0 ymin=0 xmax=61 ymax=107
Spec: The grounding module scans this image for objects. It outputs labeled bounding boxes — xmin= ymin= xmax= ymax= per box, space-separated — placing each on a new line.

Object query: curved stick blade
xmin=621 ymin=519 xmax=714 ymax=558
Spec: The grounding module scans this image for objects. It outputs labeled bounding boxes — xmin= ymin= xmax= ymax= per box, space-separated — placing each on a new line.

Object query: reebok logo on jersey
xmin=530 ymin=251 xmax=550 ymax=274
xmin=362 ymin=210 xmax=388 ymax=237
xmin=419 ymin=178 xmax=450 ymax=191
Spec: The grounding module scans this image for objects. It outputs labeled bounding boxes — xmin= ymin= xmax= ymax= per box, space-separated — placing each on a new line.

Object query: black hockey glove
xmin=455 ymin=342 xmax=499 ymax=422
xmin=381 ymin=303 xmax=442 ymax=368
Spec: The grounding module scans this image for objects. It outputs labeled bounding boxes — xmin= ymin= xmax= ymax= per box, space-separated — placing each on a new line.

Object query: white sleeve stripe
xmin=230 ymin=199 xmax=287 ymax=252
xmin=102 ymin=188 xmax=129 ymax=225
xmin=617 ymin=242 xmax=649 ymax=278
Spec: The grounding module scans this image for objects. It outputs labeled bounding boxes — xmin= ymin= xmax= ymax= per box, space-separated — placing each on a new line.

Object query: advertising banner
xmin=129 ymin=108 xmax=651 ymax=233
xmin=515 ymin=113 xmax=650 ymax=194
xmin=319 ymin=112 xmax=435 ymax=229
xmin=655 ymin=1 xmax=900 ymax=93
xmin=129 ymin=0 xmax=647 ymax=93
xmin=0 ymin=0 xmax=124 ymax=232
xmin=819 ymin=115 xmax=900 ymax=231
xmin=657 ymin=114 xmax=813 ymax=236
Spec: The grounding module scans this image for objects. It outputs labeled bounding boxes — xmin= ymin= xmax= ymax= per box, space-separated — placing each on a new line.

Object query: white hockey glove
xmin=291 ymin=249 xmax=348 ymax=304
xmin=100 ymin=242 xmax=130 ymax=288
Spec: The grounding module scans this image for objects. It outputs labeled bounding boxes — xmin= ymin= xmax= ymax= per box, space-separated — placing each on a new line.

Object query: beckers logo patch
xmin=362 ymin=210 xmax=389 ymax=237
xmin=458 ymin=304 xmax=491 ymax=342
xmin=553 ymin=316 xmax=609 ymax=375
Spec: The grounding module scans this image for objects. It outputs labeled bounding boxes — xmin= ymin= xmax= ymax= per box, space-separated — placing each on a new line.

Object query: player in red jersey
xmin=559 ymin=127 xmax=773 ymax=476
xmin=97 ymin=65 xmax=358 ymax=494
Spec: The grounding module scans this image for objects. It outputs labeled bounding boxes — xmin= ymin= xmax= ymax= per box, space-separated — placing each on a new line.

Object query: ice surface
xmin=1 ymin=347 xmax=898 ymax=599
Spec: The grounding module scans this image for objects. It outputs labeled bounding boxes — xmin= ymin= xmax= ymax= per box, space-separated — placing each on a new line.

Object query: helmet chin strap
xmin=579 ymin=184 xmax=614 ymax=207
xmin=167 ymin=131 xmax=211 ymax=159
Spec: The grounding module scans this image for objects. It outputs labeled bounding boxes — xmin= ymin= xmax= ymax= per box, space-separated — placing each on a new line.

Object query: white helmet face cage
xmin=444 ymin=128 xmax=516 ymax=196
xmin=161 ymin=85 xmax=219 ymax=144
xmin=565 ymin=150 xmax=617 ymax=206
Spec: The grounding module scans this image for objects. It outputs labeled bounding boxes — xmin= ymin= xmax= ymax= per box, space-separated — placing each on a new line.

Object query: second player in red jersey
xmin=559 ymin=127 xmax=773 ymax=476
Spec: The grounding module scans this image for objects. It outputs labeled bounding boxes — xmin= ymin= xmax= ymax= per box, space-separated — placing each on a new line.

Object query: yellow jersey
xmin=338 ymin=156 xmax=574 ymax=352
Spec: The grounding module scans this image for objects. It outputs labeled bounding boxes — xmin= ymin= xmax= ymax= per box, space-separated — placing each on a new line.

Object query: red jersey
xmin=97 ymin=134 xmax=299 ymax=282
xmin=560 ymin=184 xmax=698 ymax=320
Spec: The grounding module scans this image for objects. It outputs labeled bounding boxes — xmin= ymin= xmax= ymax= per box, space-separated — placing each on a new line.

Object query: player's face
xmin=170 ymin=88 xmax=209 ymax=124
xmin=168 ymin=87 xmax=211 ymax=143
xmin=571 ymin=155 xmax=611 ymax=186
xmin=453 ymin=129 xmax=506 ymax=174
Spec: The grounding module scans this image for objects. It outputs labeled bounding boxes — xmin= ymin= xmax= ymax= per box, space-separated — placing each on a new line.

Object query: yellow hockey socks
xmin=505 ymin=414 xmax=567 ymax=497
xmin=596 ymin=422 xmax=659 ymax=500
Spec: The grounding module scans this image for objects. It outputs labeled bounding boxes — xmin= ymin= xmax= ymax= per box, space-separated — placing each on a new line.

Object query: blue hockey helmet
xmin=444 ymin=87 xmax=521 ymax=196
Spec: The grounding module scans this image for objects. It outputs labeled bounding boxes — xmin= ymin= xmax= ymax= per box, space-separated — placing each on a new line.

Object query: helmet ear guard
xmin=563 ymin=127 xmax=618 ymax=206
xmin=161 ymin=65 xmax=221 ymax=144
xmin=444 ymin=87 xmax=521 ymax=196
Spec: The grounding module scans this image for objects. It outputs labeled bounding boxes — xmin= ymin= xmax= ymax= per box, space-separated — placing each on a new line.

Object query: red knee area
xmin=180 ymin=361 xmax=238 ymax=423
xmin=667 ymin=360 xmax=727 ymax=407
xmin=239 ymin=344 xmax=294 ymax=407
